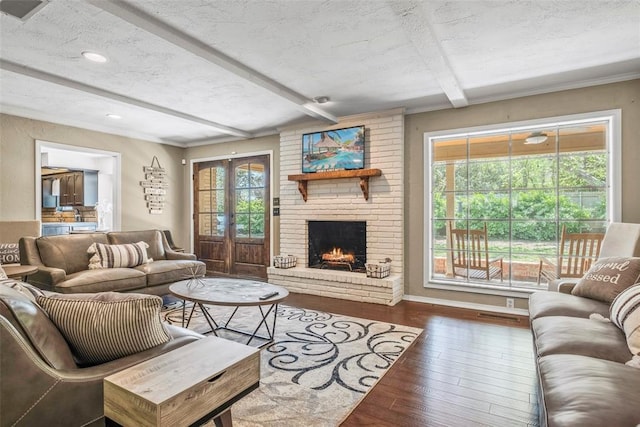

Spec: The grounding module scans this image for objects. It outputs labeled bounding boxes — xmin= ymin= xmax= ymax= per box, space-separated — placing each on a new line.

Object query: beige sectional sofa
xmin=19 ymin=229 xmax=205 ymax=295
xmin=528 ymin=222 xmax=640 ymax=427
xmin=529 ymin=291 xmax=640 ymax=427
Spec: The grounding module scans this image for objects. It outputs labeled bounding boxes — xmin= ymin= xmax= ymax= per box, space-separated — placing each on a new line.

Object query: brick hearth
xmin=269 ymin=109 xmax=404 ymax=305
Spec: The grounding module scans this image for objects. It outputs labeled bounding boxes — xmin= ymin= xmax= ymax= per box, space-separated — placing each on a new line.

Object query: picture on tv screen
xmin=302 ymin=125 xmax=365 ymax=173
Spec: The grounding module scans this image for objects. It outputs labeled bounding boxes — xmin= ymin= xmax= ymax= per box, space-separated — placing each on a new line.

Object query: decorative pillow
xmin=0 ymin=264 xmax=6 ymax=280
xmin=0 ymin=243 xmax=19 ymax=264
xmin=87 ymin=241 xmax=151 ymax=269
xmin=36 ymin=292 xmax=171 ymax=365
xmin=571 ymin=257 xmax=640 ymax=303
xmin=610 ymin=283 xmax=640 ymax=356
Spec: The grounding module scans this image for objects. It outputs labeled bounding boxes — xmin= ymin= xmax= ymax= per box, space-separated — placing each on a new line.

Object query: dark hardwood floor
xmin=284 ymin=293 xmax=538 ymax=427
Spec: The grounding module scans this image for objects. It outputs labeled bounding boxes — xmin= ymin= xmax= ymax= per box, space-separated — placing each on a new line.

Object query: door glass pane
xmin=198 ymin=165 xmax=226 ymax=237
xmin=234 ymin=161 xmax=266 ymax=239
xmin=199 ymin=168 xmax=211 ymax=190
xmin=213 ymin=214 xmax=225 ymax=236
xmin=236 ymin=189 xmax=250 ymax=213
xmin=251 ymin=189 xmax=265 ymax=212
xmin=235 ymin=214 xmax=249 ymax=237
xmin=198 ymin=214 xmax=211 ymax=235
xmin=250 ymin=163 xmax=265 ymax=187
xmin=250 ymin=213 xmax=264 ymax=237
xmin=213 ymin=189 xmax=225 ymax=212
xmin=213 ymin=167 xmax=225 ymax=189
xmin=235 ymin=165 xmax=250 ymax=188
xmin=199 ymin=190 xmax=211 ymax=211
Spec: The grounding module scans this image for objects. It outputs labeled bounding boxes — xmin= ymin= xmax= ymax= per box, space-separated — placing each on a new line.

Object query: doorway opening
xmin=36 ymin=140 xmax=121 ymax=232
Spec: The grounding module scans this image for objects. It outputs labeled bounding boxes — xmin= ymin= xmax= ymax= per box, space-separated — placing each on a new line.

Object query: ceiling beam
xmin=88 ymin=0 xmax=338 ymax=124
xmin=0 ymin=59 xmax=253 ymax=138
xmin=388 ymin=1 xmax=469 ymax=108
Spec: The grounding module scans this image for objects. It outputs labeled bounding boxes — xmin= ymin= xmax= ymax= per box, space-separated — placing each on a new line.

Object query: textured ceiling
xmin=1 ymin=0 xmax=639 ymax=147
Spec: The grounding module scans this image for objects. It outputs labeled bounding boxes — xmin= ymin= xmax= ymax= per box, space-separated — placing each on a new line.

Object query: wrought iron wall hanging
xmin=140 ymin=156 xmax=168 ymax=214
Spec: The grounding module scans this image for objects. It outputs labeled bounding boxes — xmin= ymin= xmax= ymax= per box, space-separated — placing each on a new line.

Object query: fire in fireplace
xmin=308 ymin=221 xmax=366 ymax=272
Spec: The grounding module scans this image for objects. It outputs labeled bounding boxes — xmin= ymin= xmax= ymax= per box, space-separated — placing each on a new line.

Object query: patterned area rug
xmin=162 ymin=302 xmax=422 ymax=426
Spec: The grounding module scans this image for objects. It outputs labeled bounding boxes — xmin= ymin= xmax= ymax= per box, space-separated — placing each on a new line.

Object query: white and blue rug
xmin=163 ymin=303 xmax=422 ymax=426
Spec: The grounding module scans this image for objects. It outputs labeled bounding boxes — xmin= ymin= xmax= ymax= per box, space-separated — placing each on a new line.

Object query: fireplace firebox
xmin=308 ymin=221 xmax=366 ymax=272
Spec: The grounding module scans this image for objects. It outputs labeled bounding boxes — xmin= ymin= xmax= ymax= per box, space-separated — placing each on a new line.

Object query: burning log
xmin=321 ymin=247 xmax=355 ymax=264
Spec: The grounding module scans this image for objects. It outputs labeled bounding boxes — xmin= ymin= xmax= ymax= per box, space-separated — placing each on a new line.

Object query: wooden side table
xmin=104 ymin=337 xmax=260 ymax=427
xmin=3 ymin=265 xmax=38 ymax=281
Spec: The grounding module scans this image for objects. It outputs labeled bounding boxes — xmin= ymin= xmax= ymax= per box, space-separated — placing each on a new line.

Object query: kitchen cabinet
xmin=43 ymin=170 xmax=98 ymax=207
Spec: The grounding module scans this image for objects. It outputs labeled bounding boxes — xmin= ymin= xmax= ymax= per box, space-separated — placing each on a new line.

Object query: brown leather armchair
xmin=0 ymin=282 xmax=203 ymax=426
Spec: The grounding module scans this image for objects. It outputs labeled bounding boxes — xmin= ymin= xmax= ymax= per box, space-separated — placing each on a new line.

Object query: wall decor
xmin=140 ymin=156 xmax=168 ymax=214
xmin=302 ymin=125 xmax=365 ymax=173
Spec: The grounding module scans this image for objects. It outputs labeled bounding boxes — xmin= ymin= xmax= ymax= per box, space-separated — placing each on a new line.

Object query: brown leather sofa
xmin=0 ymin=281 xmax=203 ymax=426
xmin=19 ymin=229 xmax=205 ymax=295
xmin=529 ymin=222 xmax=640 ymax=427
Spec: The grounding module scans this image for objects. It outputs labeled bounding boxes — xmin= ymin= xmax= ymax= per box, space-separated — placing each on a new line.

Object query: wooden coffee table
xmin=169 ymin=278 xmax=289 ymax=347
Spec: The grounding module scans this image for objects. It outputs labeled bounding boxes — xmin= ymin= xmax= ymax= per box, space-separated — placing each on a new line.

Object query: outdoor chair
xmin=537 ymin=224 xmax=604 ymax=285
xmin=447 ymin=221 xmax=503 ymax=281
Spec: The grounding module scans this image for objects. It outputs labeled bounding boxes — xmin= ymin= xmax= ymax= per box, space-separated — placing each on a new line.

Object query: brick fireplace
xmin=267 ymin=109 xmax=404 ymax=305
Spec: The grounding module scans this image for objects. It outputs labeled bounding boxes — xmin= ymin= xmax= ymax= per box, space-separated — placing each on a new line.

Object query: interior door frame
xmin=190 ymin=150 xmax=274 ymax=267
xmin=35 ymin=140 xmax=121 ymax=231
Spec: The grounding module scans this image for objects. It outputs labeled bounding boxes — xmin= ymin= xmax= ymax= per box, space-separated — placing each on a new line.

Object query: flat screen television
xmin=302 ymin=125 xmax=365 ymax=173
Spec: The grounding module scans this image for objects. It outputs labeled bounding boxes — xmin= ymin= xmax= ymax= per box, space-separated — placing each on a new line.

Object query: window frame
xmin=423 ymin=109 xmax=622 ymax=294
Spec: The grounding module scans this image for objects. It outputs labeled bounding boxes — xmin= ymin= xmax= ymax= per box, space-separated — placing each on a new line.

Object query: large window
xmin=425 ymin=111 xmax=620 ymax=291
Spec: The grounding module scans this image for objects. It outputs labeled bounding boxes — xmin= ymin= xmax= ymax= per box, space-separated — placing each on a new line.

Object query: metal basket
xmin=366 ymin=261 xmax=391 ymax=278
xmin=274 ymin=255 xmax=297 ymax=269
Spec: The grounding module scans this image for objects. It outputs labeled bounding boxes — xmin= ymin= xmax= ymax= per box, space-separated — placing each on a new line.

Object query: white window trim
xmin=422 ymin=109 xmax=622 ymax=293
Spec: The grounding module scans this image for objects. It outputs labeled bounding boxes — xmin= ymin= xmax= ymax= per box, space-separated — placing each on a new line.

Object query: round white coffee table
xmin=169 ymin=277 xmax=289 ymax=346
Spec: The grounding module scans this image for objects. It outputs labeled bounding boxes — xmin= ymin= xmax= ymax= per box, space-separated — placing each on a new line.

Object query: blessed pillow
xmin=0 ymin=243 xmax=20 ymax=264
xmin=571 ymin=257 xmax=640 ymax=303
xmin=87 ymin=241 xmax=151 ymax=269
xmin=610 ymin=283 xmax=640 ymax=356
xmin=36 ymin=292 xmax=171 ymax=365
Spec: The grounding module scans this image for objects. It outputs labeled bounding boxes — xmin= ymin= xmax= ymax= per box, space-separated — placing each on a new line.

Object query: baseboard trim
xmin=403 ymin=294 xmax=530 ymax=317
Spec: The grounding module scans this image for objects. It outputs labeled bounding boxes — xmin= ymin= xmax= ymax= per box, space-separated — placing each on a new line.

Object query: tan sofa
xmin=0 ymin=281 xmax=203 ymax=426
xmin=529 ymin=222 xmax=640 ymax=427
xmin=19 ymin=229 xmax=205 ymax=295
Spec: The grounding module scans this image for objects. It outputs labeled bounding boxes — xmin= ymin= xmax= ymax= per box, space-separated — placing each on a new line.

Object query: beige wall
xmin=2 ymin=79 xmax=638 ymax=311
xmin=0 ymin=114 xmax=186 ymax=242
xmin=185 ymin=135 xmax=280 ymax=254
xmin=404 ymin=79 xmax=640 ymax=307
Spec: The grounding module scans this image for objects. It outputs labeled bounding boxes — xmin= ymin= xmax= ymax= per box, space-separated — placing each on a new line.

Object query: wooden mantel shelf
xmin=287 ymin=168 xmax=382 ymax=202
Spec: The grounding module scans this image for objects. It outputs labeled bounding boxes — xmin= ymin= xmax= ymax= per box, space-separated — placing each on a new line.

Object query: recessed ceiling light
xmin=312 ymin=96 xmax=330 ymax=104
xmin=82 ymin=51 xmax=108 ymax=63
xmin=106 ymin=114 xmax=121 ymax=119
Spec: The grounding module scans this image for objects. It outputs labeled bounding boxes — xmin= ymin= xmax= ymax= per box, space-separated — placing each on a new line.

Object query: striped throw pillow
xmin=87 ymin=241 xmax=151 ymax=269
xmin=36 ymin=292 xmax=171 ymax=365
xmin=610 ymin=283 xmax=640 ymax=356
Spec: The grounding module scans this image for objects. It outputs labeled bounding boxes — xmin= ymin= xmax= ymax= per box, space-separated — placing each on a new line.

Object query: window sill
xmin=424 ymin=279 xmax=545 ymax=298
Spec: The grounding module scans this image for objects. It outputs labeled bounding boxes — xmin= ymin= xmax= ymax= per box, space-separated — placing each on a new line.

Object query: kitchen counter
xmin=41 ymin=222 xmax=99 ymax=236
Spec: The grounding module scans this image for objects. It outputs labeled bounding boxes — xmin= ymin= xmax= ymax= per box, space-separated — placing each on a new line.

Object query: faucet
xmin=74 ymin=209 xmax=81 ymax=222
